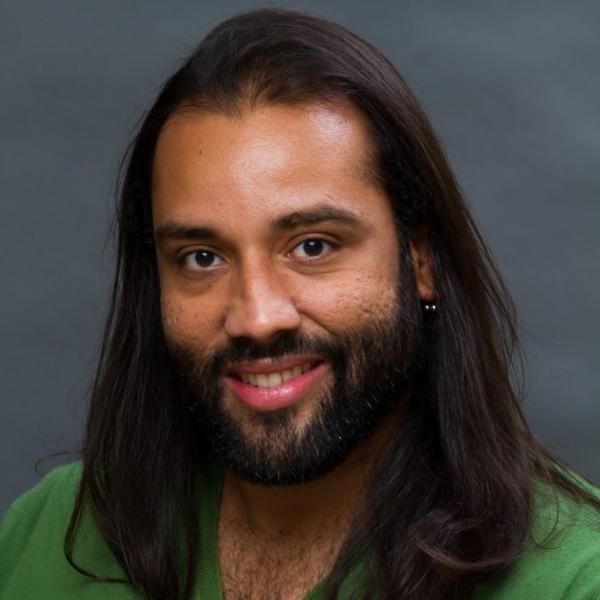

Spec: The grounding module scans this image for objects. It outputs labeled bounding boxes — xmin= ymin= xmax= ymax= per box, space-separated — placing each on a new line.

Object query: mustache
xmin=167 ymin=328 xmax=347 ymax=379
xmin=216 ymin=330 xmax=342 ymax=365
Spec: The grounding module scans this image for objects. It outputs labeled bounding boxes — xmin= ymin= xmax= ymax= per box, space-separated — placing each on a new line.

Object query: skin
xmin=152 ymin=100 xmax=434 ymax=594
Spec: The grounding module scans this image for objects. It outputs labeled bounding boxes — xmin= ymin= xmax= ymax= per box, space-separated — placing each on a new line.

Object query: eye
xmin=181 ymin=250 xmax=223 ymax=271
xmin=290 ymin=238 xmax=335 ymax=260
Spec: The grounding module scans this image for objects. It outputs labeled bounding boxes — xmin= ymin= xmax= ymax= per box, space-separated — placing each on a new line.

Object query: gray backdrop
xmin=1 ymin=1 xmax=598 ymax=517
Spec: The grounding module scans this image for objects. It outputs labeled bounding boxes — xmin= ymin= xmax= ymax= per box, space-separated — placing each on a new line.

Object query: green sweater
xmin=1 ymin=460 xmax=600 ymax=599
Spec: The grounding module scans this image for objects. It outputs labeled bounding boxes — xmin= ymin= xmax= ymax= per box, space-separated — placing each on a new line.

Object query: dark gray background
xmin=1 ymin=1 xmax=598 ymax=517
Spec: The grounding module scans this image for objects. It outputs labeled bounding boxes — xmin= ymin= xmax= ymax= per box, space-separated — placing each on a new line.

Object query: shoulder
xmin=1 ymin=461 xmax=82 ymax=543
xmin=0 ymin=461 xmax=133 ymax=599
xmin=473 ymin=472 xmax=600 ymax=600
xmin=0 ymin=462 xmax=82 ymax=596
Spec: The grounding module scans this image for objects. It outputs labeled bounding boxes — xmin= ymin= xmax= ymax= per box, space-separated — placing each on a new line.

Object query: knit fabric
xmin=2 ymin=459 xmax=600 ymax=599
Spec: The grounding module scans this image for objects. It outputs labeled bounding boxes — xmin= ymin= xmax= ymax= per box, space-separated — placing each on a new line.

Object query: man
xmin=1 ymin=8 xmax=599 ymax=600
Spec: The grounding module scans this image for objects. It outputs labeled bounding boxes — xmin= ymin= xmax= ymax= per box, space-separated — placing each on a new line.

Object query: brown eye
xmin=182 ymin=250 xmax=223 ymax=270
xmin=291 ymin=239 xmax=332 ymax=259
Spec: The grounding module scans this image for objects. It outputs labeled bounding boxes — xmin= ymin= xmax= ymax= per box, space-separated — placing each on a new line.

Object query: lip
xmin=225 ymin=361 xmax=329 ymax=412
xmin=226 ymin=355 xmax=322 ymax=375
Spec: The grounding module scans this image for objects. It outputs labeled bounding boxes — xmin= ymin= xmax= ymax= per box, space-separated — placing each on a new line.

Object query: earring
xmin=422 ymin=301 xmax=438 ymax=312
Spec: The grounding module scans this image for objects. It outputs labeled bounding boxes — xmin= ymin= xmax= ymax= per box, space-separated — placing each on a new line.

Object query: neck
xmin=220 ymin=406 xmax=403 ymax=541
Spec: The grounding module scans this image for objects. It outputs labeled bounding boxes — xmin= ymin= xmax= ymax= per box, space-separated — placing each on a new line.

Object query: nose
xmin=224 ymin=261 xmax=301 ymax=344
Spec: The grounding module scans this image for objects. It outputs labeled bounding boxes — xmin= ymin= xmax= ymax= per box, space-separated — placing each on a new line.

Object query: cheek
xmin=307 ymin=235 xmax=399 ymax=322
xmin=160 ymin=293 xmax=217 ymax=347
xmin=295 ymin=270 xmax=399 ymax=331
xmin=160 ymin=296 xmax=185 ymax=340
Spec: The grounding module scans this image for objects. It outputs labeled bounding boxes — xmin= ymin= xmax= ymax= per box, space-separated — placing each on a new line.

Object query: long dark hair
xmin=65 ymin=8 xmax=600 ymax=600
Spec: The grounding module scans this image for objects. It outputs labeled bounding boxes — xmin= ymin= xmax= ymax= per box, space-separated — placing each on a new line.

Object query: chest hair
xmin=217 ymin=512 xmax=347 ymax=600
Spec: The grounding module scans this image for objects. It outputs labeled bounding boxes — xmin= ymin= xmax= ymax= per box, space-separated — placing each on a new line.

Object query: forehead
xmin=151 ymin=101 xmax=388 ymax=228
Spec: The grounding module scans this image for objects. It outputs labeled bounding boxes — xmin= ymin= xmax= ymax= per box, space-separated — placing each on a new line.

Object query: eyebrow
xmin=154 ymin=203 xmax=367 ymax=243
xmin=271 ymin=205 xmax=362 ymax=230
xmin=154 ymin=223 xmax=219 ymax=243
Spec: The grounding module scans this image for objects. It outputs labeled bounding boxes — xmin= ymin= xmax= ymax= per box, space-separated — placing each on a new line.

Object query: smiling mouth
xmin=229 ymin=360 xmax=322 ymax=388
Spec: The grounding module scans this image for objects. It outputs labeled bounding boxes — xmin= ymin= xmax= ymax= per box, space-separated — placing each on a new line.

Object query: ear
xmin=409 ymin=224 xmax=436 ymax=301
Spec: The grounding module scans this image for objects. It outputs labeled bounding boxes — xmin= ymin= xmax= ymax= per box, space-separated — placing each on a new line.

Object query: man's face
xmin=152 ymin=101 xmax=420 ymax=484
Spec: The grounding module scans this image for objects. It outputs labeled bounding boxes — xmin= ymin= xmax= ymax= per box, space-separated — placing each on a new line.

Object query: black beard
xmin=167 ymin=298 xmax=423 ymax=486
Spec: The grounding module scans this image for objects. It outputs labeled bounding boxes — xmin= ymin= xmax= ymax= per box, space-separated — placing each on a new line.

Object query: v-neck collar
xmin=195 ymin=455 xmax=331 ymax=599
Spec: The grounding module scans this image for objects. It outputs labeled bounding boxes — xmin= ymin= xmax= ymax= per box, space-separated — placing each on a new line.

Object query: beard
xmin=166 ymin=291 xmax=424 ymax=486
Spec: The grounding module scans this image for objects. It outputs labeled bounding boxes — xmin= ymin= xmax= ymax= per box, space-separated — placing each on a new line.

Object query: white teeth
xmin=267 ymin=373 xmax=283 ymax=386
xmin=237 ymin=362 xmax=316 ymax=388
xmin=256 ymin=374 xmax=269 ymax=387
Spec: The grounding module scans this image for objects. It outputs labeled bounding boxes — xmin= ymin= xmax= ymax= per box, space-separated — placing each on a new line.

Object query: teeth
xmin=238 ymin=362 xmax=315 ymax=388
xmin=256 ymin=374 xmax=269 ymax=387
xmin=267 ymin=373 xmax=282 ymax=386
